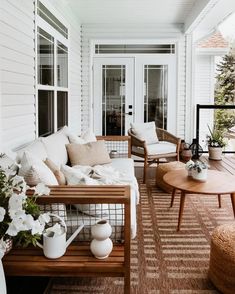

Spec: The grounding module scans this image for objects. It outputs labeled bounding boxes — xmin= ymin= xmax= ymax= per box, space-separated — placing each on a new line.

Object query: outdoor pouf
xmin=208 ymin=223 xmax=235 ymax=294
xmin=156 ymin=161 xmax=185 ymax=193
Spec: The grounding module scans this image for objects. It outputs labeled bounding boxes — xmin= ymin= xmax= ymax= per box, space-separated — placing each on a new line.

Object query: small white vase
xmin=0 ymin=259 xmax=7 ymax=294
xmin=192 ymin=168 xmax=208 ymax=182
xmin=90 ymin=220 xmax=113 ymax=259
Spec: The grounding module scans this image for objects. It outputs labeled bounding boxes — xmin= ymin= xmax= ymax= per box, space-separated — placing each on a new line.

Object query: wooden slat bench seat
xmin=3 ymin=185 xmax=131 ymax=294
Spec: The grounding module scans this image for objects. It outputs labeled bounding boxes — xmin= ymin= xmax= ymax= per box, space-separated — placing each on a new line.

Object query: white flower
xmin=0 ymin=207 xmax=6 ymax=222
xmin=9 ymin=209 xmax=25 ymax=220
xmin=8 ymin=193 xmax=27 ymax=211
xmin=185 ymin=160 xmax=194 ymax=170
xmin=12 ymin=175 xmax=28 ymax=193
xmin=45 ymin=223 xmax=64 ymax=237
xmin=38 ymin=213 xmax=50 ymax=225
xmin=6 ymin=221 xmax=21 ymax=236
xmin=0 ymin=239 xmax=7 ymax=259
xmin=34 ymin=183 xmax=50 ymax=196
xmin=31 ymin=220 xmax=45 ymax=235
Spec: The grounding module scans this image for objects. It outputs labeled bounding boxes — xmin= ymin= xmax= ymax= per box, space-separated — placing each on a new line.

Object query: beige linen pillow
xmin=44 ymin=158 xmax=66 ymax=185
xmin=66 ymin=140 xmax=111 ymax=166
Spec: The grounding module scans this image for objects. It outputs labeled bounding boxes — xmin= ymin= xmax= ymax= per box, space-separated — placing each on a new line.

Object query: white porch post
xmin=185 ymin=33 xmax=196 ymax=143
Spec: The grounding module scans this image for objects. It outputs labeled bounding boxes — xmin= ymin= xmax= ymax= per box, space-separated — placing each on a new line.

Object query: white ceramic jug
xmin=37 ymin=214 xmax=84 ymax=259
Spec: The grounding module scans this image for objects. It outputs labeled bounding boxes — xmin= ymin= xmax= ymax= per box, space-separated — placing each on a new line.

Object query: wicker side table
xmin=209 ymin=223 xmax=235 ymax=294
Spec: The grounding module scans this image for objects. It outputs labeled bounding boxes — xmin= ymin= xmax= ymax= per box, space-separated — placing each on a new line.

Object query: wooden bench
xmin=3 ymin=185 xmax=131 ymax=294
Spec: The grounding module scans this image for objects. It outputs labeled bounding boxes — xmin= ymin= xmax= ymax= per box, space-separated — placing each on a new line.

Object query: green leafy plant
xmin=207 ymin=125 xmax=227 ymax=148
xmin=185 ymin=160 xmax=208 ymax=173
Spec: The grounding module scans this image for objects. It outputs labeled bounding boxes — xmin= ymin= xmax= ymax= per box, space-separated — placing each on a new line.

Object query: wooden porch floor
xmin=134 ymin=154 xmax=235 ymax=180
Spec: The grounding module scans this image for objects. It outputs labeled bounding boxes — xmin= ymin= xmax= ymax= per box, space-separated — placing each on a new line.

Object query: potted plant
xmin=185 ymin=160 xmax=208 ymax=181
xmin=0 ymin=165 xmax=51 ymax=293
xmin=207 ymin=125 xmax=227 ymax=161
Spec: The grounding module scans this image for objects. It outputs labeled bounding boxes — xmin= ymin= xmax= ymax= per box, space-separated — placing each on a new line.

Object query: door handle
xmin=125 ymin=112 xmax=132 ymax=115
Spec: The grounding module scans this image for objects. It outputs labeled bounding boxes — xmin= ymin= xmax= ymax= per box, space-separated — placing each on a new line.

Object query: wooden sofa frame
xmin=3 ymin=136 xmax=133 ymax=293
xmin=3 ymin=185 xmax=131 ymax=294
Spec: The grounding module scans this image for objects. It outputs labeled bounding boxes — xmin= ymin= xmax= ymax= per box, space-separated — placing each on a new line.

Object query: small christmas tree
xmin=214 ymin=53 xmax=235 ymax=131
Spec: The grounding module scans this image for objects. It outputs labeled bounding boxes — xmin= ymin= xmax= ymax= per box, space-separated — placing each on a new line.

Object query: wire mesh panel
xmin=97 ymin=136 xmax=131 ymax=158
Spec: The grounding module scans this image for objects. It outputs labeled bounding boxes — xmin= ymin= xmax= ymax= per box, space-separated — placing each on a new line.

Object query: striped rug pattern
xmin=47 ymin=181 xmax=234 ymax=293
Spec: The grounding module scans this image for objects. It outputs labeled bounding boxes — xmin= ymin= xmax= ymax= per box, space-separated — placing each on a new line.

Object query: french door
xmin=93 ymin=55 xmax=176 ymax=135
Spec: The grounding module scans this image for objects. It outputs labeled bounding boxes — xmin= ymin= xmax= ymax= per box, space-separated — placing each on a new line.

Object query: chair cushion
xmin=132 ymin=141 xmax=176 ymax=156
xmin=130 ymin=121 xmax=158 ymax=144
xmin=68 ymin=129 xmax=97 ymax=144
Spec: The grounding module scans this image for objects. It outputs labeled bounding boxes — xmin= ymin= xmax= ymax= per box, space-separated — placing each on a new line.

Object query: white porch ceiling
xmin=66 ymin=0 xmax=198 ymax=25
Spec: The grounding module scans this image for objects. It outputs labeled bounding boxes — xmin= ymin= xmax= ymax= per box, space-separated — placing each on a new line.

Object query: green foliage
xmin=207 ymin=124 xmax=227 ymax=148
xmin=214 ymin=53 xmax=235 ymax=132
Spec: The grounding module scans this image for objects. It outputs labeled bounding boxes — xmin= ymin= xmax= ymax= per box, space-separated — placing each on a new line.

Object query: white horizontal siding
xmin=81 ymin=23 xmax=186 ymax=137
xmin=0 ymin=0 xmax=35 ymax=151
xmin=0 ymin=0 xmax=81 ymax=151
xmin=195 ymin=54 xmax=214 ymax=148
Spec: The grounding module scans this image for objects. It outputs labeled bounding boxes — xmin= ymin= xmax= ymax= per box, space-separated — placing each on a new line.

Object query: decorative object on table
xmin=180 ymin=142 xmax=192 ymax=162
xmin=185 ymin=160 xmax=208 ymax=182
xmin=189 ymin=138 xmax=203 ymax=159
xmin=207 ymin=125 xmax=227 ymax=161
xmin=90 ymin=219 xmax=113 ymax=259
xmin=36 ymin=214 xmax=84 ymax=259
xmin=109 ymin=150 xmax=119 ymax=159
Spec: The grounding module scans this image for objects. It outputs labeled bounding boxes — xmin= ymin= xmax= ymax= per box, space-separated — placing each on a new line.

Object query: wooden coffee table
xmin=163 ymin=169 xmax=235 ymax=231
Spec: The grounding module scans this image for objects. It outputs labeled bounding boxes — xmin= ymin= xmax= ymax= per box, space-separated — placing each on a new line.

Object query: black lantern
xmin=189 ymin=138 xmax=203 ymax=159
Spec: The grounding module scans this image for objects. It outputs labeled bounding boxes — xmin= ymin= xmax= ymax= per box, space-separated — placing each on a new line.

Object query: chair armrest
xmin=127 ymin=130 xmax=146 ymax=148
xmin=156 ymin=128 xmax=181 ymax=152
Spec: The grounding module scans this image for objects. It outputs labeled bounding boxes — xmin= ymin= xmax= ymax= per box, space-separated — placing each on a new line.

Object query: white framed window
xmin=36 ymin=0 xmax=68 ymax=137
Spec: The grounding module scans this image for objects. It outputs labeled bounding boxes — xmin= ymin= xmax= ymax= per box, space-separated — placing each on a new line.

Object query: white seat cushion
xmin=146 ymin=141 xmax=176 ymax=155
xmin=130 ymin=121 xmax=158 ymax=144
xmin=132 ymin=141 xmax=176 ymax=156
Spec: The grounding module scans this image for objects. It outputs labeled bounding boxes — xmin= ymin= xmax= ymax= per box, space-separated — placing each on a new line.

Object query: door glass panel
xmin=144 ymin=65 xmax=168 ymax=129
xmin=38 ymin=28 xmax=54 ymax=85
xmin=102 ymin=65 xmax=125 ymax=135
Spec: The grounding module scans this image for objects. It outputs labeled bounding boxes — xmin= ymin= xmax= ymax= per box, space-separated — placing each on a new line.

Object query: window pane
xmin=57 ymin=42 xmax=68 ymax=87
xmin=57 ymin=91 xmax=68 ymax=130
xmin=38 ymin=90 xmax=54 ymax=136
xmin=38 ymin=28 xmax=54 ymax=86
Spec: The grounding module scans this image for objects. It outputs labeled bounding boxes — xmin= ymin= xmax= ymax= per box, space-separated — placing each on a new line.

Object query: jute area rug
xmin=47 ymin=180 xmax=234 ymax=293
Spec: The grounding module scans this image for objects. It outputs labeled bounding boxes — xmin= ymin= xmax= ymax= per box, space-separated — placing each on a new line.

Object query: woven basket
xmin=156 ymin=161 xmax=185 ymax=193
xmin=209 ymin=223 xmax=235 ymax=294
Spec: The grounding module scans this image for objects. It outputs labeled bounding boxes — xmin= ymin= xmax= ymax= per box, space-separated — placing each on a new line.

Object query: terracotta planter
xmin=208 ymin=146 xmax=223 ymax=161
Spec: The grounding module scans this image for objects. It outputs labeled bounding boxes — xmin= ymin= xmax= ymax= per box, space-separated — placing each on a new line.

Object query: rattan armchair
xmin=128 ymin=127 xmax=181 ymax=183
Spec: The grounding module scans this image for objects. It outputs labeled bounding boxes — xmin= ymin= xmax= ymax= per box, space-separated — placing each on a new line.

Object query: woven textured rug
xmin=47 ymin=181 xmax=235 ymax=293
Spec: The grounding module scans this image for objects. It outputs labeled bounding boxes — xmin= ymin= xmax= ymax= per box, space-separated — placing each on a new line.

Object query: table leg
xmin=170 ymin=188 xmax=176 ymax=208
xmin=230 ymin=193 xmax=235 ymax=218
xmin=177 ymin=191 xmax=186 ymax=231
xmin=218 ymin=194 xmax=221 ymax=208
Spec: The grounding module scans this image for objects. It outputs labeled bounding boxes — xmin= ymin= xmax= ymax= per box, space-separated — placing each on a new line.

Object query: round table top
xmin=163 ymin=169 xmax=235 ymax=195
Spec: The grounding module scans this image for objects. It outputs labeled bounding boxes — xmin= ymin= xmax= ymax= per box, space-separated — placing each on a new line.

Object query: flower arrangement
xmin=0 ymin=166 xmax=51 ymax=258
xmin=207 ymin=125 xmax=227 ymax=148
xmin=185 ymin=160 xmax=208 ymax=173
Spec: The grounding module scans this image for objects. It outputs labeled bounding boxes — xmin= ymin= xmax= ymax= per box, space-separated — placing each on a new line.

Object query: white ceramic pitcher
xmin=37 ymin=214 xmax=84 ymax=259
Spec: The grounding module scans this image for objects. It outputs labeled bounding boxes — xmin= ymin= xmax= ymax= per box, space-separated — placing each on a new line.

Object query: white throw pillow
xmin=131 ymin=121 xmax=158 ymax=144
xmin=61 ymin=165 xmax=108 ymax=216
xmin=18 ymin=151 xmax=58 ymax=186
xmin=68 ymin=129 xmax=97 ymax=145
xmin=0 ymin=153 xmax=18 ymax=172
